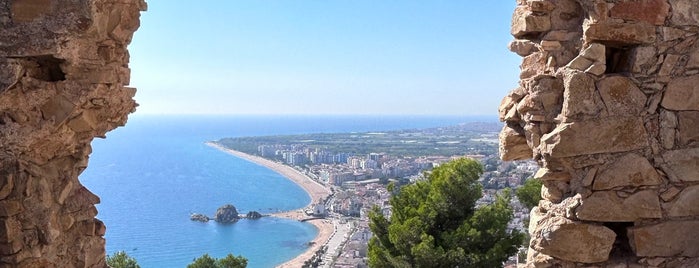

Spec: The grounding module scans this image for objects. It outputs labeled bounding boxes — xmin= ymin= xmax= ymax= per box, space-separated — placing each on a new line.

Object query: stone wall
xmin=0 ymin=0 xmax=145 ymax=267
xmin=501 ymin=0 xmax=699 ymax=267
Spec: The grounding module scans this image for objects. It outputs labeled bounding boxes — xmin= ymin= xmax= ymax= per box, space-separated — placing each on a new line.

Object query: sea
xmin=80 ymin=114 xmax=498 ymax=267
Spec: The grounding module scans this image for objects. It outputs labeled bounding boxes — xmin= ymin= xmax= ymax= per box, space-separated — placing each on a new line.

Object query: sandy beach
xmin=205 ymin=142 xmax=334 ymax=267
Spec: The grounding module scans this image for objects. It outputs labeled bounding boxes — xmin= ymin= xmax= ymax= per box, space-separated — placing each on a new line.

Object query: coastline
xmin=204 ymin=142 xmax=334 ymax=267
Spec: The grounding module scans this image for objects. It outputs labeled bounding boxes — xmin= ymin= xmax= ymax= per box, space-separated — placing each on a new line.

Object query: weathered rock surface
xmin=499 ymin=124 xmax=532 ymax=161
xmin=661 ymin=148 xmax=699 ymax=182
xmin=502 ymin=0 xmax=699 ymax=266
xmin=0 ymin=0 xmax=145 ymax=267
xmin=662 ymin=74 xmax=699 ymax=111
xmin=597 ymin=76 xmax=647 ymax=116
xmin=610 ymin=0 xmax=670 ymax=25
xmin=667 ymin=185 xmax=699 ymax=217
xmin=629 ymin=220 xmax=699 ymax=257
xmin=531 ymin=216 xmax=615 ymax=263
xmin=214 ymin=204 xmax=240 ymax=223
xmin=576 ymin=190 xmax=662 ymax=221
xmin=678 ymin=111 xmax=699 ymax=146
xmin=592 ymin=153 xmax=662 ymax=190
xmin=540 ymin=117 xmax=648 ymax=158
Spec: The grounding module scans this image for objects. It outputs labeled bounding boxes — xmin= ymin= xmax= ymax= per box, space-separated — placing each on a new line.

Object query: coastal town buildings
xmin=243 ymin=129 xmax=535 ymax=267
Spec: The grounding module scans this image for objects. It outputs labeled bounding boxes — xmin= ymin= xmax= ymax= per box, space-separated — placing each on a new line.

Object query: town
xmin=218 ymin=123 xmax=537 ymax=267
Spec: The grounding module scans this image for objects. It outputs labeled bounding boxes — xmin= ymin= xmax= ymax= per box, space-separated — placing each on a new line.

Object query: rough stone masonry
xmin=0 ymin=0 xmax=145 ymax=267
xmin=501 ymin=0 xmax=699 ymax=267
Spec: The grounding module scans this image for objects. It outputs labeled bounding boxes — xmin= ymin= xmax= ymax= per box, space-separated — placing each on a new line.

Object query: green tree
xmin=188 ymin=254 xmax=217 ymax=268
xmin=368 ymin=158 xmax=524 ymax=267
xmin=516 ymin=178 xmax=542 ymax=210
xmin=187 ymin=253 xmax=247 ymax=268
xmin=106 ymin=251 xmax=140 ymax=268
xmin=218 ymin=254 xmax=248 ymax=268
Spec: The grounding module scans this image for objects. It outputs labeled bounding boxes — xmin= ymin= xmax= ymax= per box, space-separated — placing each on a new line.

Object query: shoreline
xmin=205 ymin=142 xmax=334 ymax=267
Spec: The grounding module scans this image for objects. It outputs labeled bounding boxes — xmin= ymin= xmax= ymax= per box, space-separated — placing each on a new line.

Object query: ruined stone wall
xmin=0 ymin=0 xmax=145 ymax=266
xmin=501 ymin=0 xmax=699 ymax=267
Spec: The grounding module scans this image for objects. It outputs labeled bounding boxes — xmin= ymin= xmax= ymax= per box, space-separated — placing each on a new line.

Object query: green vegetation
xmin=187 ymin=253 xmax=248 ymax=268
xmin=217 ymin=123 xmax=500 ymax=158
xmin=368 ymin=158 xmax=524 ymax=267
xmin=106 ymin=251 xmax=140 ymax=268
xmin=516 ymin=178 xmax=543 ymax=210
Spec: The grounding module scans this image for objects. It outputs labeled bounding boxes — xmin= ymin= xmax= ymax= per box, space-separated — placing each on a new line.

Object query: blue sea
xmin=80 ymin=114 xmax=497 ymax=267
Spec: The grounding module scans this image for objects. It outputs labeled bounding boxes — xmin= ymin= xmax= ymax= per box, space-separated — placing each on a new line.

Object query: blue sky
xmin=129 ymin=1 xmax=520 ymax=115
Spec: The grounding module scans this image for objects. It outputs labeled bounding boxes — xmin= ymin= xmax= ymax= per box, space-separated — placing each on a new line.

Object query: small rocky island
xmin=214 ymin=204 xmax=240 ymax=223
xmin=190 ymin=213 xmax=210 ymax=222
xmin=190 ymin=204 xmax=265 ymax=223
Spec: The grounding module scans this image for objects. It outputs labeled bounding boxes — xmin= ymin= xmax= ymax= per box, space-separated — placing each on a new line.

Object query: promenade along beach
xmin=205 ymin=142 xmax=334 ymax=267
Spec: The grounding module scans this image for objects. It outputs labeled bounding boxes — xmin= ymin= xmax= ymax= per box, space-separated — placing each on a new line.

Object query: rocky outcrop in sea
xmin=214 ymin=204 xmax=240 ymax=223
xmin=190 ymin=213 xmax=210 ymax=222
xmin=246 ymin=211 xmax=263 ymax=219
xmin=190 ymin=204 xmax=266 ymax=223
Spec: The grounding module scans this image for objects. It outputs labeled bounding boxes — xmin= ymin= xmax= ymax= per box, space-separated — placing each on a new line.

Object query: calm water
xmin=80 ymin=114 xmax=496 ymax=267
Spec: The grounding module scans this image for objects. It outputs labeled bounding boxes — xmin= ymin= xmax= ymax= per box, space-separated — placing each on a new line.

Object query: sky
xmin=128 ymin=1 xmax=521 ymax=116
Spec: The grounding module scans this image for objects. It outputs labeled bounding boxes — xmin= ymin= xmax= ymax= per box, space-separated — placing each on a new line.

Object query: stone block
xmin=661 ymin=148 xmax=699 ymax=182
xmin=597 ymin=76 xmax=647 ymax=116
xmin=67 ymin=111 xmax=98 ymax=133
xmin=668 ymin=185 xmax=699 ymax=217
xmin=687 ymin=50 xmax=699 ymax=69
xmin=593 ymin=153 xmax=662 ymax=190
xmin=562 ymin=71 xmax=604 ymax=118
xmin=509 ymin=40 xmax=538 ymax=57
xmin=41 ymin=95 xmax=76 ymax=125
xmin=580 ymin=43 xmax=606 ymax=63
xmin=499 ymin=124 xmax=533 ymax=161
xmin=534 ymin=168 xmax=571 ymax=182
xmin=585 ymin=21 xmax=656 ymax=45
xmin=0 ymin=200 xmax=23 ymax=217
xmin=541 ymin=117 xmax=649 ymax=158
xmin=0 ymin=60 xmax=23 ymax=92
xmin=94 ymin=219 xmax=106 ymax=236
xmin=661 ymin=74 xmax=699 ymax=111
xmin=631 ymin=46 xmax=658 ymax=73
xmin=566 ymin=55 xmax=593 ymax=71
xmin=610 ymin=0 xmax=670 ymax=25
xmin=541 ymin=181 xmax=563 ymax=203
xmin=629 ymin=220 xmax=699 ymax=257
xmin=521 ymin=52 xmax=549 ymax=79
xmin=499 ymin=88 xmax=525 ymax=122
xmin=585 ymin=62 xmax=606 ymax=76
xmin=540 ymin=40 xmax=562 ymax=51
xmin=543 ymin=30 xmax=579 ymax=42
xmin=532 ymin=216 xmax=615 ymax=263
xmin=528 ymin=0 xmax=555 ymax=13
xmin=660 ymin=186 xmax=681 ymax=202
xmin=670 ymin=0 xmax=699 ymax=26
xmin=529 ymin=206 xmax=545 ymax=235
xmin=10 ymin=0 xmax=52 ymax=23
xmin=511 ymin=6 xmax=551 ymax=38
xmin=576 ymin=190 xmax=662 ymax=221
xmin=678 ymin=111 xmax=699 ymax=146
xmin=0 ymin=174 xmax=14 ymax=200
xmin=659 ymin=54 xmax=680 ymax=76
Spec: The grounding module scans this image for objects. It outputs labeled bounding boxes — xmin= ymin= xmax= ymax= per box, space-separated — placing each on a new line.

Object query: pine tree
xmin=368 ymin=158 xmax=524 ymax=267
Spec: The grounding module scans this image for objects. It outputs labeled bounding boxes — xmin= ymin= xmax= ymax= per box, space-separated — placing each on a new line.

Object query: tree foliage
xmin=106 ymin=251 xmax=140 ymax=268
xmin=368 ymin=158 xmax=524 ymax=267
xmin=516 ymin=178 xmax=542 ymax=210
xmin=187 ymin=253 xmax=248 ymax=268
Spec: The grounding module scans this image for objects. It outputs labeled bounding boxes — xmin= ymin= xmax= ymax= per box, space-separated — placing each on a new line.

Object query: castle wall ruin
xmin=501 ymin=0 xmax=699 ymax=267
xmin=0 ymin=0 xmax=144 ymax=266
